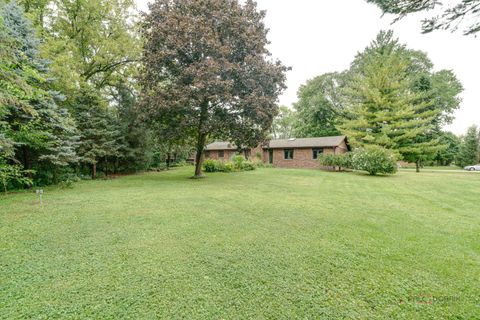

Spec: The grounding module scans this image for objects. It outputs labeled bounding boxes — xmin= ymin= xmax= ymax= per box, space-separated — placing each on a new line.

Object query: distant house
xmin=204 ymin=136 xmax=350 ymax=169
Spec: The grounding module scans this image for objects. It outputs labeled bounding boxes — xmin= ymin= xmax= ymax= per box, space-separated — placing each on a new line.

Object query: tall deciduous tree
xmin=272 ymin=106 xmax=296 ymax=139
xmin=457 ymin=125 xmax=479 ymax=167
xmin=294 ymin=72 xmax=347 ymax=138
xmin=433 ymin=131 xmax=461 ymax=166
xmin=367 ymin=0 xmax=480 ymax=35
xmin=36 ymin=0 xmax=141 ymax=99
xmin=140 ymin=0 xmax=287 ymax=177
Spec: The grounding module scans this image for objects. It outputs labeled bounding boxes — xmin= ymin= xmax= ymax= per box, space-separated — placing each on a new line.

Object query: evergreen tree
xmin=1 ymin=1 xmax=79 ymax=184
xmin=367 ymin=0 xmax=480 ymax=36
xmin=341 ymin=31 xmax=443 ymax=172
xmin=74 ymin=87 xmax=123 ymax=179
xmin=457 ymin=126 xmax=479 ymax=167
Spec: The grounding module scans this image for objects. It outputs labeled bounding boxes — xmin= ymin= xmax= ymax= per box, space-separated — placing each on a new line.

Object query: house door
xmin=269 ymin=149 xmax=273 ymax=164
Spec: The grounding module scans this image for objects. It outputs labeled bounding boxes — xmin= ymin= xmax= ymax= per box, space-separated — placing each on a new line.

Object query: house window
xmin=284 ymin=149 xmax=294 ymax=160
xmin=312 ymin=148 xmax=324 ymax=159
xmin=218 ymin=150 xmax=224 ymax=158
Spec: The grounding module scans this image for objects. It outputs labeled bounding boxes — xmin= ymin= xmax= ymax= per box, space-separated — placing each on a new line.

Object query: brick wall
xmin=205 ymin=144 xmax=348 ymax=170
xmin=204 ymin=150 xmax=236 ymax=160
xmin=267 ymin=148 xmax=332 ymax=168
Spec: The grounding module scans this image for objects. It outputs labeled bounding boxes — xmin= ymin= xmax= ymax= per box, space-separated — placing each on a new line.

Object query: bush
xmin=242 ymin=161 xmax=256 ymax=171
xmin=203 ymin=159 xmax=220 ymax=172
xmin=319 ymin=153 xmax=352 ymax=168
xmin=351 ymin=146 xmax=397 ymax=175
xmin=0 ymin=164 xmax=34 ymax=194
xmin=202 ymin=155 xmax=256 ymax=173
xmin=223 ymin=162 xmax=234 ymax=172
xmin=232 ymin=155 xmax=246 ymax=170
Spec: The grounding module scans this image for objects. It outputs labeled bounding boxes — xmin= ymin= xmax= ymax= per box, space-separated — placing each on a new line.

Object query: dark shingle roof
xmin=266 ymin=136 xmax=347 ymax=149
xmin=204 ymin=141 xmax=238 ymax=151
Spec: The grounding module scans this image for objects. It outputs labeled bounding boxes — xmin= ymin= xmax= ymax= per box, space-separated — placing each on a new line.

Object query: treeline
xmin=0 ymin=0 xmax=192 ymax=192
xmin=273 ymin=31 xmax=476 ymax=169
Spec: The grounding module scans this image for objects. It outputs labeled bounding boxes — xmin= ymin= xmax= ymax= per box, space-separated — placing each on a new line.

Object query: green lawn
xmin=1 ymin=167 xmax=479 ymax=319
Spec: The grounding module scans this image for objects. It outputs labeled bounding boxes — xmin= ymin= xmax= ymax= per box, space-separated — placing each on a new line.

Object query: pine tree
xmin=341 ymin=31 xmax=444 ymax=172
xmin=1 ymin=1 xmax=79 ymax=184
xmin=74 ymin=87 xmax=123 ymax=179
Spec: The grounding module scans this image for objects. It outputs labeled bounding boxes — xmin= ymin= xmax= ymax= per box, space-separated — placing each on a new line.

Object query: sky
xmin=135 ymin=0 xmax=480 ymax=135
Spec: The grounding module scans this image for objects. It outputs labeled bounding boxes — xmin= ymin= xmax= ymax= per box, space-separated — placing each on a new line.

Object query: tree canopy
xmin=293 ymin=73 xmax=346 ymax=138
xmin=140 ymin=0 xmax=288 ymax=177
xmin=457 ymin=125 xmax=479 ymax=167
xmin=292 ymin=30 xmax=463 ymax=171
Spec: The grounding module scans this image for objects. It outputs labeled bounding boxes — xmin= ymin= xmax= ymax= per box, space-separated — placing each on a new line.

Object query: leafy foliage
xmin=0 ymin=163 xmax=33 ymax=194
xmin=271 ymin=106 xmax=296 ymax=139
xmin=367 ymin=0 xmax=480 ymax=35
xmin=294 ymin=73 xmax=346 ymax=137
xmin=456 ymin=125 xmax=479 ymax=167
xmin=433 ymin=131 xmax=461 ymax=166
xmin=140 ymin=0 xmax=288 ymax=177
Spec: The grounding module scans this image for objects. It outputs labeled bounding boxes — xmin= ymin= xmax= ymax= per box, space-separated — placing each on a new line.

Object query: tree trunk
xmin=166 ymin=152 xmax=171 ymax=170
xmin=22 ymin=146 xmax=32 ymax=187
xmin=194 ymin=100 xmax=209 ymax=178
xmin=416 ymin=160 xmax=420 ymax=173
xmin=92 ymin=163 xmax=97 ymax=180
xmin=104 ymin=156 xmax=108 ymax=177
xmin=194 ymin=133 xmax=207 ymax=177
xmin=52 ymin=168 xmax=58 ymax=185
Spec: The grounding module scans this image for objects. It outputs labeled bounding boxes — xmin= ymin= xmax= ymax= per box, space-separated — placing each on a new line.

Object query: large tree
xmin=140 ymin=0 xmax=287 ymax=177
xmin=271 ymin=106 xmax=296 ymax=139
xmin=367 ymin=0 xmax=480 ymax=35
xmin=341 ymin=31 xmax=459 ymax=171
xmin=1 ymin=0 xmax=79 ymax=184
xmin=73 ymin=87 xmax=124 ymax=179
xmin=294 ymin=72 xmax=347 ymax=138
xmin=457 ymin=125 xmax=479 ymax=167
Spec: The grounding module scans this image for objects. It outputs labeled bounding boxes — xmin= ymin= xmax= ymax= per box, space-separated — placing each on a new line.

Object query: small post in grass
xmin=36 ymin=189 xmax=43 ymax=205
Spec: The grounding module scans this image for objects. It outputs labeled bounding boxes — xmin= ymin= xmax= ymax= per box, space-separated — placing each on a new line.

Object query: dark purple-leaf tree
xmin=139 ymin=0 xmax=287 ymax=177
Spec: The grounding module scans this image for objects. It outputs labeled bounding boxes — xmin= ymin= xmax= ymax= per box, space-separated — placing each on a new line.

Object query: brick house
xmin=204 ymin=136 xmax=350 ymax=169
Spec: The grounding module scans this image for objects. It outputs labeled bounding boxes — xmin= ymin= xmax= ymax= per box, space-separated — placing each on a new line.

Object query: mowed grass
xmin=1 ymin=167 xmax=479 ymax=319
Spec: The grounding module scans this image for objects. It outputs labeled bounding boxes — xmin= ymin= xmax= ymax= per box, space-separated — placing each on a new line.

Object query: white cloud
xmin=136 ymin=0 xmax=479 ymax=135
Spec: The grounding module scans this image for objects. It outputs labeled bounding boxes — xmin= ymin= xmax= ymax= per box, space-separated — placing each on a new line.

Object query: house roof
xmin=266 ymin=136 xmax=348 ymax=149
xmin=205 ymin=136 xmax=349 ymax=151
xmin=204 ymin=141 xmax=238 ymax=151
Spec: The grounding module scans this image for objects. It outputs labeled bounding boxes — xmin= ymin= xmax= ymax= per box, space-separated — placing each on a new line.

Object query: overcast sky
xmin=135 ymin=0 xmax=479 ymax=135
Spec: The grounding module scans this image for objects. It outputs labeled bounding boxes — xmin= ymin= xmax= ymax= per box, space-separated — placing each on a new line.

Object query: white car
xmin=464 ymin=164 xmax=480 ymax=171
